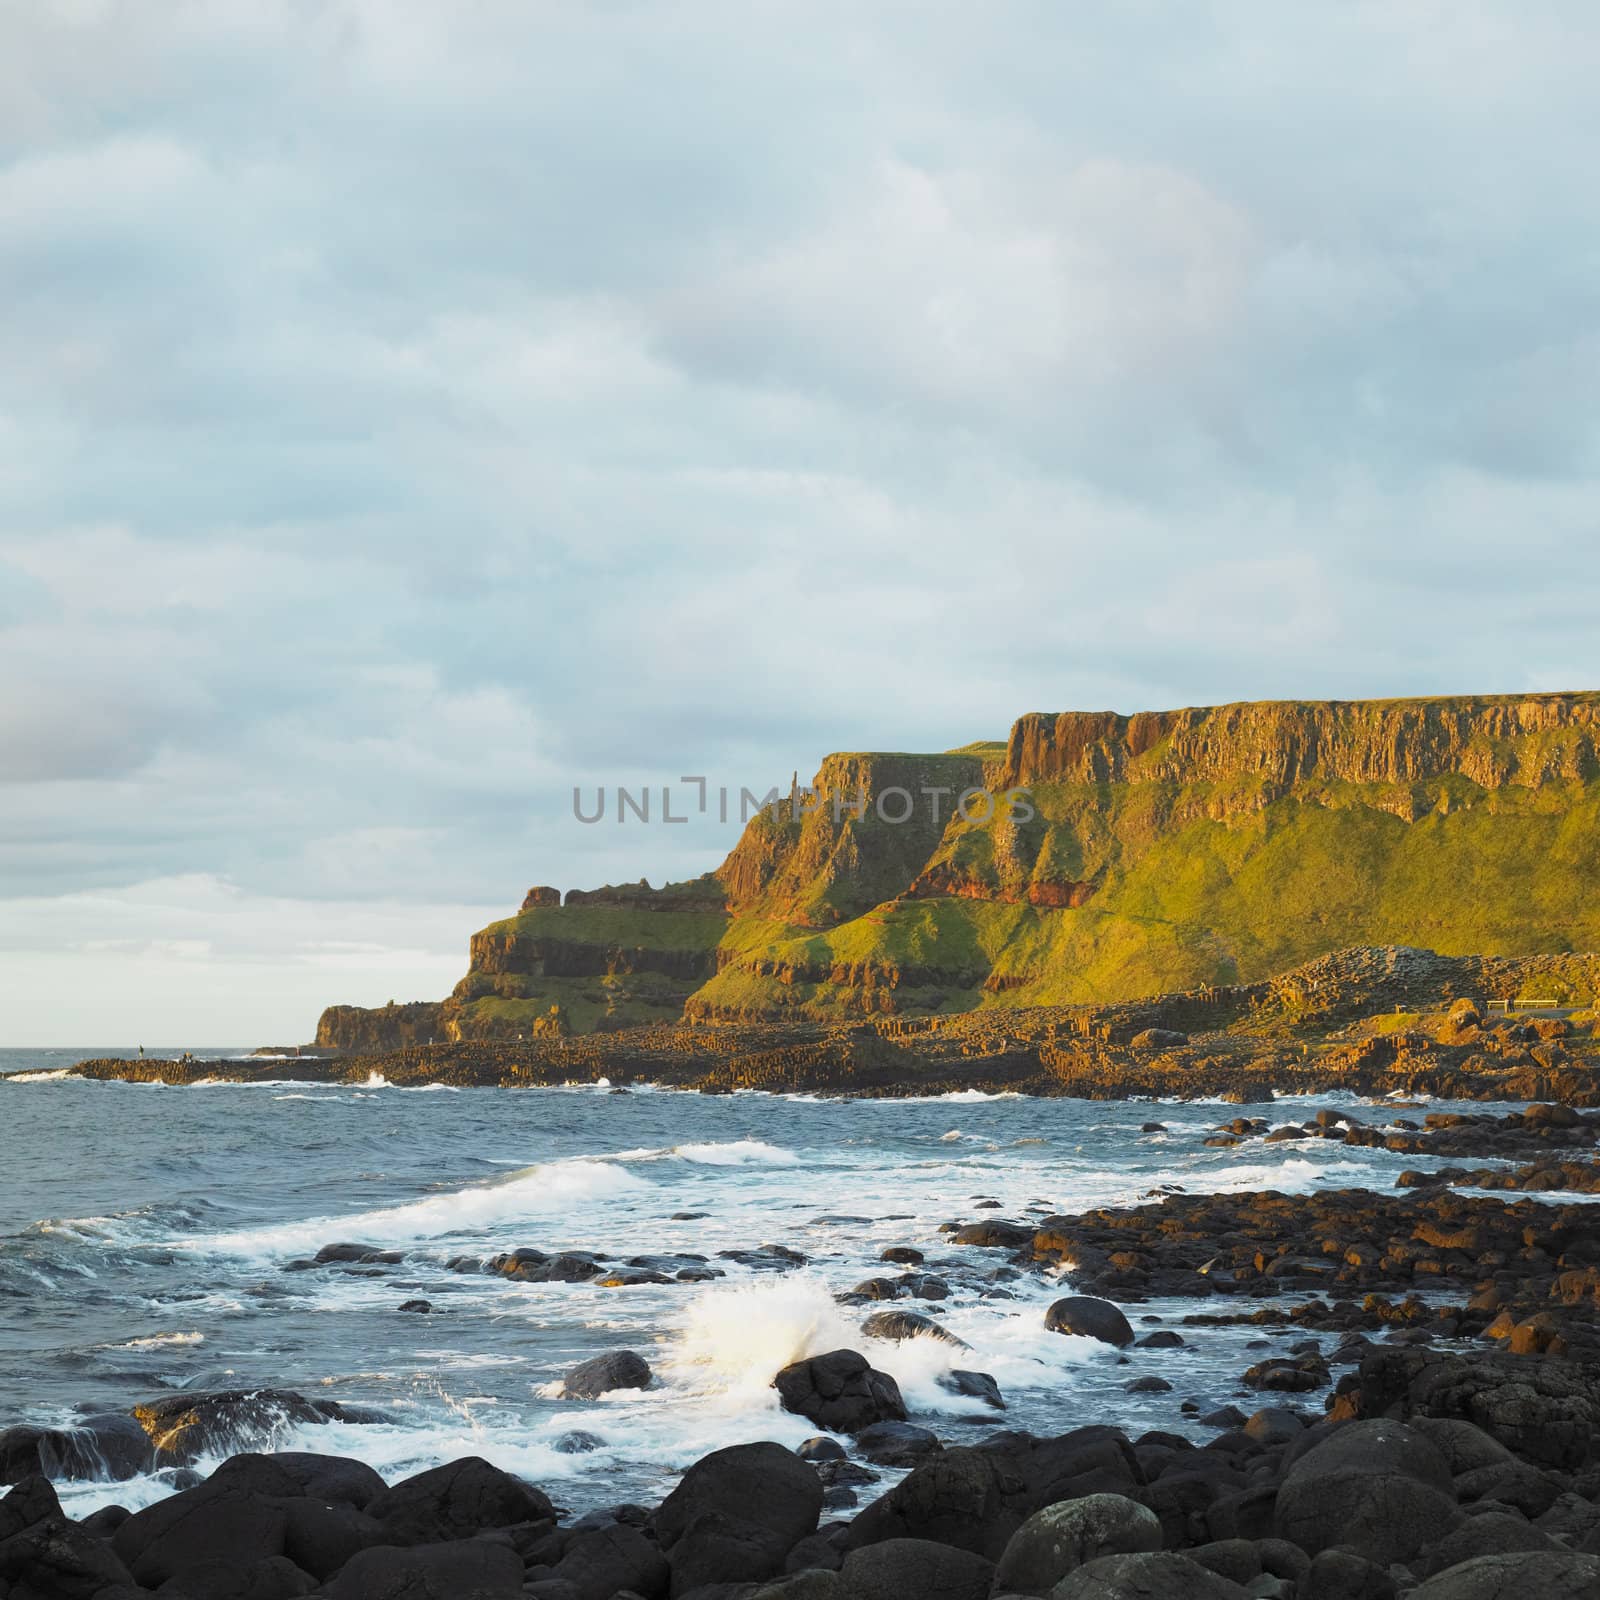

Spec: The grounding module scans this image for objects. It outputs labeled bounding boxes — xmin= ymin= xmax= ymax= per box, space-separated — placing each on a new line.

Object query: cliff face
xmin=1001 ymin=694 xmax=1600 ymax=792
xmin=314 ymin=692 xmax=1600 ymax=1046
xmin=715 ymin=751 xmax=989 ymax=922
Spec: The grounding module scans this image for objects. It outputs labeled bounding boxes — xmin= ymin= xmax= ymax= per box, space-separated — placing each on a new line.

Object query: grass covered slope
xmin=318 ymin=692 xmax=1600 ymax=1043
xmin=691 ymin=693 xmax=1600 ymax=1020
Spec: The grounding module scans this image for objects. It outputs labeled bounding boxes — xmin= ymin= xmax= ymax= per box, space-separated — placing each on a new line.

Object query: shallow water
xmin=0 ymin=1049 xmax=1524 ymax=1515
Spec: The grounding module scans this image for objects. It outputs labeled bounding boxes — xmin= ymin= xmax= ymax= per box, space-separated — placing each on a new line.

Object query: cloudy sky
xmin=1 ymin=2 xmax=1597 ymax=1045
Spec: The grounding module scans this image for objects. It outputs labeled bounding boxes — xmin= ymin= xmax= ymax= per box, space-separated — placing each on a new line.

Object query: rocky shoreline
xmin=38 ymin=947 xmax=1600 ymax=1105
xmin=7 ymin=1096 xmax=1600 ymax=1597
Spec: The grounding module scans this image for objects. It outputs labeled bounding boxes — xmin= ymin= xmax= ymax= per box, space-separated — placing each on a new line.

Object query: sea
xmin=0 ymin=1046 xmax=1533 ymax=1517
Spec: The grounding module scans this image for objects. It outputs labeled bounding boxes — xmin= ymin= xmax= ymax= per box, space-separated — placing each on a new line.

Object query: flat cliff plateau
xmin=313 ymin=692 xmax=1600 ymax=1050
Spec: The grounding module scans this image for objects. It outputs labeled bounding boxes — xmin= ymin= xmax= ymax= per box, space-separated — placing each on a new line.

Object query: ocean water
xmin=0 ymin=1049 xmax=1517 ymax=1516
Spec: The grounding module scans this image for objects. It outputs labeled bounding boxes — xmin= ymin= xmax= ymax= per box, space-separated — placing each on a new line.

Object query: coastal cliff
xmin=317 ymin=692 xmax=1600 ymax=1047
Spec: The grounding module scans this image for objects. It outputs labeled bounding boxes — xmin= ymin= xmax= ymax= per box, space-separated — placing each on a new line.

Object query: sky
xmin=1 ymin=1 xmax=1598 ymax=1045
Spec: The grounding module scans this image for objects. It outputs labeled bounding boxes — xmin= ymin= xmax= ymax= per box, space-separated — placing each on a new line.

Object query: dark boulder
xmin=1356 ymin=1345 xmax=1600 ymax=1470
xmin=561 ymin=1350 xmax=653 ymax=1399
xmin=839 ymin=1447 xmax=1022 ymax=1561
xmin=835 ymin=1536 xmax=992 ymax=1600
xmin=0 ymin=1413 xmax=155 ymax=1484
xmin=153 ymin=1553 xmax=316 ymax=1597
xmin=1044 ymin=1296 xmax=1135 ymax=1348
xmin=797 ymin=1437 xmax=845 ymax=1462
xmin=365 ymin=1455 xmax=554 ymax=1545
xmin=0 ymin=1488 xmax=137 ymax=1600
xmin=773 ymin=1350 xmax=906 ymax=1434
xmin=129 ymin=1390 xmax=350 ymax=1464
xmin=322 ymin=1538 xmax=526 ymax=1598
xmin=1300 ymin=1548 xmax=1397 ymax=1600
xmin=0 ymin=1475 xmax=61 ymax=1542
xmin=1416 ymin=1512 xmax=1561 ymax=1577
xmin=1273 ymin=1420 xmax=1460 ymax=1565
xmin=860 ymin=1310 xmax=967 ymax=1348
xmin=1051 ymin=1550 xmax=1247 ymax=1598
xmin=655 ymin=1442 xmax=822 ymax=1596
xmin=1409 ymin=1551 xmax=1600 ymax=1599
xmin=552 ymin=1523 xmax=670 ymax=1600
xmin=261 ymin=1451 xmax=387 ymax=1508
xmin=112 ymin=1477 xmax=293 ymax=1588
xmin=990 ymin=1493 xmax=1162 ymax=1596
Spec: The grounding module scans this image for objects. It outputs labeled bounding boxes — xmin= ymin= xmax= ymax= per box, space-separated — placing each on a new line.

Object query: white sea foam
xmin=106 ymin=1331 xmax=205 ymax=1350
xmin=664 ymin=1275 xmax=858 ymax=1403
xmin=192 ymin=1159 xmax=652 ymax=1253
xmin=3 ymin=1069 xmax=74 ymax=1082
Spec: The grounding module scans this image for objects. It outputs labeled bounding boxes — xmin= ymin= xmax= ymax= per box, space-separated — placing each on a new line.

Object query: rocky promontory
xmin=311 ymin=692 xmax=1600 ymax=1048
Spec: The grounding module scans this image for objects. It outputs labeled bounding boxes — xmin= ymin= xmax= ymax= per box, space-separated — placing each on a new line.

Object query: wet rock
xmin=594 ymin=1267 xmax=673 ymax=1287
xmin=846 ymin=1277 xmax=903 ymax=1302
xmin=1044 ymin=1296 xmax=1135 ymax=1348
xmin=938 ymin=1370 xmax=1005 ymax=1410
xmin=854 ymin=1422 xmax=941 ymax=1468
xmin=717 ymin=1244 xmax=808 ymax=1270
xmin=879 ymin=1247 xmax=924 ymax=1266
xmin=562 ymin=1350 xmax=653 ymax=1399
xmin=774 ymin=1350 xmax=907 ymax=1433
xmin=553 ymin=1431 xmax=607 ymax=1454
xmin=396 ymin=1298 xmax=432 ymax=1313
xmin=313 ymin=1243 xmax=403 ymax=1266
xmin=0 ymin=1413 xmax=154 ymax=1484
xmin=1136 ymin=1330 xmax=1185 ymax=1349
xmin=951 ymin=1220 xmax=1036 ymax=1249
xmin=990 ymin=1492 xmax=1161 ymax=1596
xmin=860 ymin=1309 xmax=968 ymax=1348
xmin=1126 ymin=1376 xmax=1172 ymax=1394
xmin=797 ymin=1437 xmax=845 ymax=1462
xmin=1241 ymin=1353 xmax=1328 ymax=1393
xmin=129 ymin=1390 xmax=357 ymax=1464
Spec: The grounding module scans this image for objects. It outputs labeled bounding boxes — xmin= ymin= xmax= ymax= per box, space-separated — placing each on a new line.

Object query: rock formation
xmin=315 ymin=692 xmax=1600 ymax=1045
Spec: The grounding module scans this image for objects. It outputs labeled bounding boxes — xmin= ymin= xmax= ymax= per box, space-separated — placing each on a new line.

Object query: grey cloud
xmin=0 ymin=2 xmax=1598 ymax=1039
